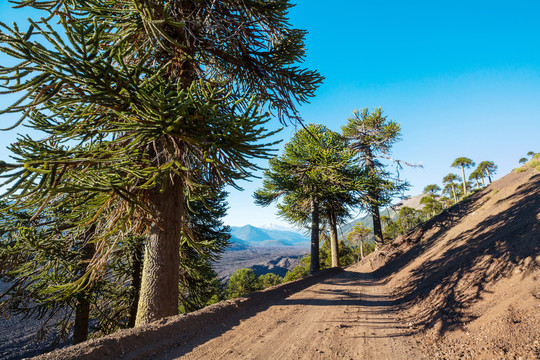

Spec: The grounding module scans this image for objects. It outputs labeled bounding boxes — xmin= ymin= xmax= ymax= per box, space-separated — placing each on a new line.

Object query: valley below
xmin=213 ymin=247 xmax=307 ymax=281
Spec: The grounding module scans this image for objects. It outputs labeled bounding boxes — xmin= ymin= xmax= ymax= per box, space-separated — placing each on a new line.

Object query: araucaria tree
xmin=254 ymin=124 xmax=363 ymax=273
xmin=477 ymin=161 xmax=497 ymax=184
xmin=442 ymin=173 xmax=460 ymax=203
xmin=342 ymin=108 xmax=411 ymax=249
xmin=451 ymin=157 xmax=475 ymax=195
xmin=0 ymin=0 xmax=322 ymax=328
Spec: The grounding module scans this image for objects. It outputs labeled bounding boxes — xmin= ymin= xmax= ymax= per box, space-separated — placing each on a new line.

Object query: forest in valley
xmin=0 ymin=1 xmax=539 ymax=358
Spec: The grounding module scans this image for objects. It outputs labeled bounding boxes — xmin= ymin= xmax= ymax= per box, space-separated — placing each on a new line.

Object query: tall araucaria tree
xmin=451 ymin=157 xmax=475 ymax=195
xmin=469 ymin=168 xmax=483 ymax=188
xmin=423 ymin=184 xmax=441 ymax=196
xmin=341 ymin=108 xmax=412 ymax=250
xmin=442 ymin=173 xmax=460 ymax=203
xmin=0 ymin=0 xmax=322 ymax=326
xmin=254 ymin=124 xmax=364 ymax=273
xmin=477 ymin=161 xmax=497 ymax=184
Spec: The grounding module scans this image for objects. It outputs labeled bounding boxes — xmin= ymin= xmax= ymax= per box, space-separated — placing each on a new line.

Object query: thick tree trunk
xmin=486 ymin=170 xmax=492 ymax=183
xmin=451 ymin=184 xmax=457 ymax=203
xmin=310 ymin=195 xmax=320 ymax=274
xmin=128 ymin=238 xmax=144 ymax=328
xmin=74 ymin=299 xmax=91 ymax=345
xmin=329 ymin=210 xmax=339 ymax=268
xmin=480 ymin=176 xmax=485 ymax=187
xmin=360 ymin=237 xmax=364 ymax=260
xmin=460 ymin=165 xmax=467 ymax=194
xmin=73 ymin=227 xmax=96 ymax=345
xmin=136 ymin=177 xmax=184 ymax=326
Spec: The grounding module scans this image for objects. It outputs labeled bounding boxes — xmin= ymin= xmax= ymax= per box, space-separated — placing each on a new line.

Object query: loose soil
xmin=35 ymin=168 xmax=540 ymax=359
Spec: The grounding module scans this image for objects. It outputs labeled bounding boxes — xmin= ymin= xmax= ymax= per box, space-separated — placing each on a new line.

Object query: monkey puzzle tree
xmin=442 ymin=173 xmax=460 ymax=203
xmin=423 ymin=184 xmax=441 ymax=196
xmin=519 ymin=157 xmax=528 ymax=164
xmin=469 ymin=168 xmax=484 ymax=188
xmin=477 ymin=161 xmax=497 ymax=184
xmin=254 ymin=124 xmax=364 ymax=273
xmin=346 ymin=223 xmax=371 ymax=261
xmin=0 ymin=0 xmax=322 ymax=326
xmin=342 ymin=108 xmax=411 ymax=249
xmin=451 ymin=157 xmax=475 ymax=195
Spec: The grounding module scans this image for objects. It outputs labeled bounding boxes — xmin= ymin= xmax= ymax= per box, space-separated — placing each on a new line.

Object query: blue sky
xmin=0 ymin=1 xmax=539 ymax=228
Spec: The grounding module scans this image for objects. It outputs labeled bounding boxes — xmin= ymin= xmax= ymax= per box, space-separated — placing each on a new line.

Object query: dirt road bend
xmin=158 ymin=263 xmax=420 ymax=360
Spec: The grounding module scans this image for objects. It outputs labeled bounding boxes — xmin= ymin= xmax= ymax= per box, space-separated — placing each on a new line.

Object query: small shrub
xmin=490 ymin=189 xmax=498 ymax=196
xmin=259 ymin=273 xmax=283 ymax=288
xmin=225 ymin=268 xmax=262 ymax=299
xmin=514 ymin=167 xmax=527 ymax=174
xmin=527 ymin=159 xmax=540 ymax=168
xmin=536 ymin=165 xmax=540 ymax=172
xmin=283 ymin=264 xmax=309 ymax=282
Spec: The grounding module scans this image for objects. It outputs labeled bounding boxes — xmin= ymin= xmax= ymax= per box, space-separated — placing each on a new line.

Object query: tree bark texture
xmin=136 ymin=177 xmax=184 ymax=326
xmin=329 ymin=210 xmax=339 ymax=268
xmin=73 ymin=226 xmax=96 ymax=345
xmin=310 ymin=195 xmax=320 ymax=274
xmin=451 ymin=185 xmax=457 ymax=203
xmin=128 ymin=239 xmax=144 ymax=328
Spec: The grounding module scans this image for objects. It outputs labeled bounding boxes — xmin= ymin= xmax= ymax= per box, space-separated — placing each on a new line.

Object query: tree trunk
xmin=329 ymin=210 xmax=339 ymax=268
xmin=136 ymin=177 xmax=184 ymax=326
xmin=460 ymin=165 xmax=467 ymax=194
xmin=480 ymin=176 xmax=485 ymax=187
xmin=371 ymin=198 xmax=383 ymax=250
xmin=486 ymin=170 xmax=492 ymax=183
xmin=128 ymin=238 xmax=144 ymax=328
xmin=310 ymin=195 xmax=320 ymax=274
xmin=360 ymin=237 xmax=364 ymax=260
xmin=451 ymin=184 xmax=457 ymax=203
xmin=74 ymin=298 xmax=91 ymax=345
xmin=365 ymin=151 xmax=384 ymax=250
xmin=73 ymin=226 xmax=96 ymax=345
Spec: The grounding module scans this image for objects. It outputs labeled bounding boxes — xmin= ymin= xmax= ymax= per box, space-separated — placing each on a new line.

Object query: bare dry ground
xmin=34 ymin=168 xmax=539 ymax=359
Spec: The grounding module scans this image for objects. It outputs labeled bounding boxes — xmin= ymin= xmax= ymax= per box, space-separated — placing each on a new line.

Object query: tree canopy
xmin=254 ymin=124 xmax=365 ymax=273
xmin=0 ymin=0 xmax=323 ymax=330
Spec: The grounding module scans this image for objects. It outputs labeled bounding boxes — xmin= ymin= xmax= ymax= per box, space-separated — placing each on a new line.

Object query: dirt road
xmin=158 ymin=263 xmax=421 ymax=360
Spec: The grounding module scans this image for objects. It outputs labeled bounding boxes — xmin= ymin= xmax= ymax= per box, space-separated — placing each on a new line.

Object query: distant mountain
xmin=260 ymin=223 xmax=304 ymax=234
xmin=228 ymin=225 xmax=309 ymax=249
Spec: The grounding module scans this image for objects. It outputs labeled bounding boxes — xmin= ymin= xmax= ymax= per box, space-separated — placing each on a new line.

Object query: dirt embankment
xmin=376 ymin=167 xmax=540 ymax=359
xmin=33 ymin=168 xmax=539 ymax=359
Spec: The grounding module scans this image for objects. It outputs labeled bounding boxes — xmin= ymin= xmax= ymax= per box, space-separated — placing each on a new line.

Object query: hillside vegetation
xmin=371 ymin=166 xmax=540 ymax=358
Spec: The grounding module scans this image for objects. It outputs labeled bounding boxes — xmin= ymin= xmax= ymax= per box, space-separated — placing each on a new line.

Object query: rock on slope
xmin=370 ymin=167 xmax=540 ymax=359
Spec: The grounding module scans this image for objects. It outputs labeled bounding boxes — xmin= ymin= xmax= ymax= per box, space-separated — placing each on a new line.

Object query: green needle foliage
xmin=0 ymin=0 xmax=322 ymax=328
xmin=254 ymin=124 xmax=365 ymax=273
xmin=423 ymin=184 xmax=441 ymax=196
